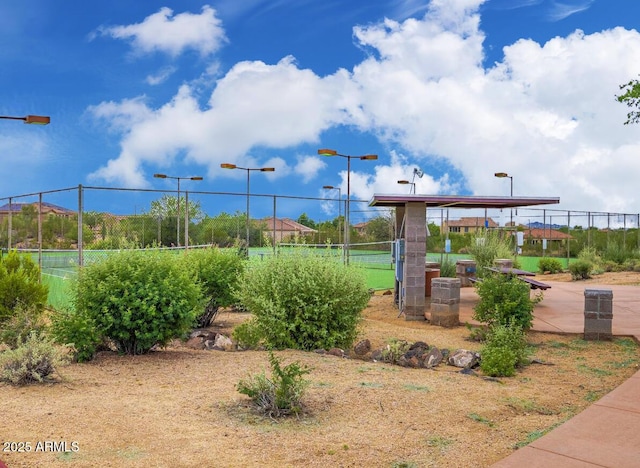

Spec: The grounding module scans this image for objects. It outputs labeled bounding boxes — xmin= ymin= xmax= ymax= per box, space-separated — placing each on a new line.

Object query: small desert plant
xmin=0 ymin=303 xmax=48 ymax=350
xmin=232 ymin=320 xmax=263 ymax=350
xmin=234 ymin=249 xmax=370 ymax=351
xmin=380 ymin=338 xmax=411 ymax=364
xmin=237 ymin=351 xmax=311 ymax=418
xmin=0 ymin=331 xmax=70 ymax=385
xmin=473 ymin=273 xmax=541 ymax=330
xmin=0 ymin=250 xmax=49 ymax=325
xmin=480 ymin=324 xmax=530 ymax=377
xmin=438 ymin=258 xmax=456 ymax=278
xmin=537 ymin=257 xmax=563 ymax=274
xmin=467 ymin=229 xmax=514 ymax=278
xmin=568 ymin=259 xmax=593 ymax=280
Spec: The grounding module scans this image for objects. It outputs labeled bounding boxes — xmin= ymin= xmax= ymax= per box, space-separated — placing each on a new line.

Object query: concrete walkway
xmin=457 ymin=281 xmax=640 ymax=467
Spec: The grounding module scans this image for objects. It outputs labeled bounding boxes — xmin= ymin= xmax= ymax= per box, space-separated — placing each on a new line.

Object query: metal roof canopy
xmin=369 ymin=194 xmax=560 ymax=209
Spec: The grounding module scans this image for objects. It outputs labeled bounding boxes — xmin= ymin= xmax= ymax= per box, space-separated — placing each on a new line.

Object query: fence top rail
xmin=0 ymin=184 xmax=638 ymax=218
xmin=0 ymin=186 xmax=79 ymax=202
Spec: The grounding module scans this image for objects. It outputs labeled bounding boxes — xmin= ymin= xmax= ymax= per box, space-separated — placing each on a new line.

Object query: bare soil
xmin=2 ymin=273 xmax=640 ymax=468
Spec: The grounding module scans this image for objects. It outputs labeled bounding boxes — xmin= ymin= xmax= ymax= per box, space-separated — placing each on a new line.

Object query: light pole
xmin=494 ymin=172 xmax=513 ymax=227
xmin=318 ymin=149 xmax=378 ymax=264
xmin=322 ymin=185 xmax=342 ymax=245
xmin=397 ymin=179 xmax=416 ymax=194
xmin=1 ymin=114 xmax=50 ymax=251
xmin=221 ymin=163 xmax=275 ymax=255
xmin=0 ymin=115 xmax=50 ymax=125
xmin=153 ymin=173 xmax=203 ymax=247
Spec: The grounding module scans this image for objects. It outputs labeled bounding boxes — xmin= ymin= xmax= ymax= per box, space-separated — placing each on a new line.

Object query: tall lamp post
xmin=322 ymin=185 xmax=342 ymax=245
xmin=494 ymin=172 xmax=513 ymax=227
xmin=220 ymin=163 xmax=275 ymax=254
xmin=1 ymin=114 xmax=50 ymax=252
xmin=318 ymin=149 xmax=378 ymax=264
xmin=153 ymin=173 xmax=203 ymax=247
xmin=397 ymin=179 xmax=416 ymax=194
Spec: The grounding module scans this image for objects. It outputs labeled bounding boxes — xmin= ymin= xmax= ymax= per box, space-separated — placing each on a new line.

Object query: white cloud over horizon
xmin=87 ymin=1 xmax=640 ymax=214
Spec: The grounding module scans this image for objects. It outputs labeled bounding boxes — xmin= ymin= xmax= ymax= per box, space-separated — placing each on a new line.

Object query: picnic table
xmin=483 ymin=267 xmax=552 ymax=290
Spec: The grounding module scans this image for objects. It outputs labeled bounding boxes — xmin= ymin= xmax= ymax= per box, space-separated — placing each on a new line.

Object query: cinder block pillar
xmin=494 ymin=258 xmax=513 ymax=269
xmin=456 ymin=260 xmax=477 ymax=287
xmin=429 ymin=278 xmax=461 ymax=327
xmin=403 ymin=202 xmax=426 ymax=321
xmin=584 ymin=289 xmax=613 ymax=341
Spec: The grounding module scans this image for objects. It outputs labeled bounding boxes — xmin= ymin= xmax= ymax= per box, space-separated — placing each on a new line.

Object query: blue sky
xmin=2 ymin=0 xmax=640 ymax=222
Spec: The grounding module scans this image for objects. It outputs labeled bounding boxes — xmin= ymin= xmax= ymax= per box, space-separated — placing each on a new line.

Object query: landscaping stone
xmin=353 ymin=339 xmax=371 ymax=356
xmin=448 ymin=349 xmax=480 ymax=369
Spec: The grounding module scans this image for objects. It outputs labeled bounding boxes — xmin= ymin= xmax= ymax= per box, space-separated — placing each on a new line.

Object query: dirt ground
xmin=2 ymin=273 xmax=640 ymax=468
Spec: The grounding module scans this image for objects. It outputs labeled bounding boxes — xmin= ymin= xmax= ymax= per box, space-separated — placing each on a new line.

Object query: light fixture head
xmin=260 ymin=167 xmax=275 ymax=172
xmin=153 ymin=173 xmax=167 ymax=179
xmin=24 ymin=115 xmax=50 ymax=125
xmin=220 ymin=163 xmax=236 ymax=169
xmin=397 ymin=180 xmax=410 ymax=185
xmin=360 ymin=154 xmax=378 ymax=160
xmin=190 ymin=176 xmax=204 ymax=181
xmin=494 ymin=172 xmax=509 ymax=178
xmin=318 ymin=148 xmax=337 ymax=156
xmin=323 ymin=185 xmax=335 ymax=189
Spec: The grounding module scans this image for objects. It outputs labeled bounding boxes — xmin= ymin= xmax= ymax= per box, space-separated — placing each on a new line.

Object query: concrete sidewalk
xmin=458 ymin=281 xmax=640 ymax=467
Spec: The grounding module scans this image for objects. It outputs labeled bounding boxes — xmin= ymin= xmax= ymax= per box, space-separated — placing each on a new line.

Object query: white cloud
xmin=94 ymin=5 xmax=227 ymax=57
xmin=146 ymin=66 xmax=177 ymax=85
xmin=88 ymin=0 xmax=640 ymax=214
xmin=548 ymin=0 xmax=594 ymax=22
xmin=294 ymin=156 xmax=327 ymax=183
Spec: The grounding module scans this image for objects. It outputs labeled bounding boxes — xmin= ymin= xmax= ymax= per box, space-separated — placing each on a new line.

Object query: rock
xmin=313 ymin=349 xmax=327 ymax=355
xmin=424 ymin=347 xmax=443 ymax=368
xmin=353 ymin=339 xmax=371 ymax=356
xmin=212 ymin=334 xmax=234 ymax=351
xmin=327 ymin=348 xmax=345 ymax=357
xmin=189 ymin=329 xmax=217 ymax=341
xmin=404 ymin=341 xmax=429 ymax=360
xmin=185 ymin=336 xmax=205 ymax=350
xmin=382 ymin=289 xmax=393 ymax=295
xmin=371 ymin=349 xmax=384 ymax=361
xmin=448 ymin=349 xmax=480 ymax=369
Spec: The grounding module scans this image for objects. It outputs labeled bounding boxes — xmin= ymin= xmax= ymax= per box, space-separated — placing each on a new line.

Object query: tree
xmin=296 ymin=213 xmax=317 ymax=229
xmin=365 ymin=215 xmax=393 ymax=242
xmin=148 ymin=195 xmax=203 ymax=220
xmin=616 ymin=77 xmax=640 ymax=125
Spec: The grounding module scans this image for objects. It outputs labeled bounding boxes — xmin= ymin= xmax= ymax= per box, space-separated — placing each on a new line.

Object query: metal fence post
xmin=78 ymin=184 xmax=83 ymax=267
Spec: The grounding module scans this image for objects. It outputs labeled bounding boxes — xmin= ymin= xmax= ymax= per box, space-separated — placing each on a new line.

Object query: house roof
xmin=259 ymin=217 xmax=317 ymax=233
xmin=369 ymin=194 xmax=560 ymax=209
xmin=446 ymin=217 xmax=498 ymax=228
xmin=525 ymin=227 xmax=573 ymax=240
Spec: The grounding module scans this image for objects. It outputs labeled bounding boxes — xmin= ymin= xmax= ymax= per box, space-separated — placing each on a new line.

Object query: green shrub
xmin=537 ymin=257 xmax=563 ymax=274
xmin=73 ymin=250 xmax=202 ymax=355
xmin=380 ymin=338 xmax=410 ymax=364
xmin=569 ymin=259 xmax=592 ymax=280
xmin=50 ymin=306 xmax=103 ymax=362
xmin=0 ymin=250 xmax=48 ymax=325
xmin=473 ymin=273 xmax=541 ymax=330
xmin=0 ymin=331 xmax=70 ymax=385
xmin=0 ymin=303 xmax=48 ymax=350
xmin=232 ymin=320 xmax=264 ymax=350
xmin=467 ymin=229 xmax=514 ymax=278
xmin=480 ymin=325 xmax=529 ymax=377
xmin=234 ymin=249 xmax=370 ymax=351
xmin=438 ymin=259 xmax=456 ymax=278
xmin=237 ymin=351 xmax=311 ymax=417
xmin=181 ymin=248 xmax=245 ymax=327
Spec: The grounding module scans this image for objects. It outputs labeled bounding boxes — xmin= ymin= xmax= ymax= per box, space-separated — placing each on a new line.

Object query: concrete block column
xmin=456 ymin=260 xmax=477 ymax=287
xmin=584 ymin=289 xmax=613 ymax=341
xmin=429 ymin=278 xmax=461 ymax=327
xmin=403 ymin=202 xmax=426 ymax=321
